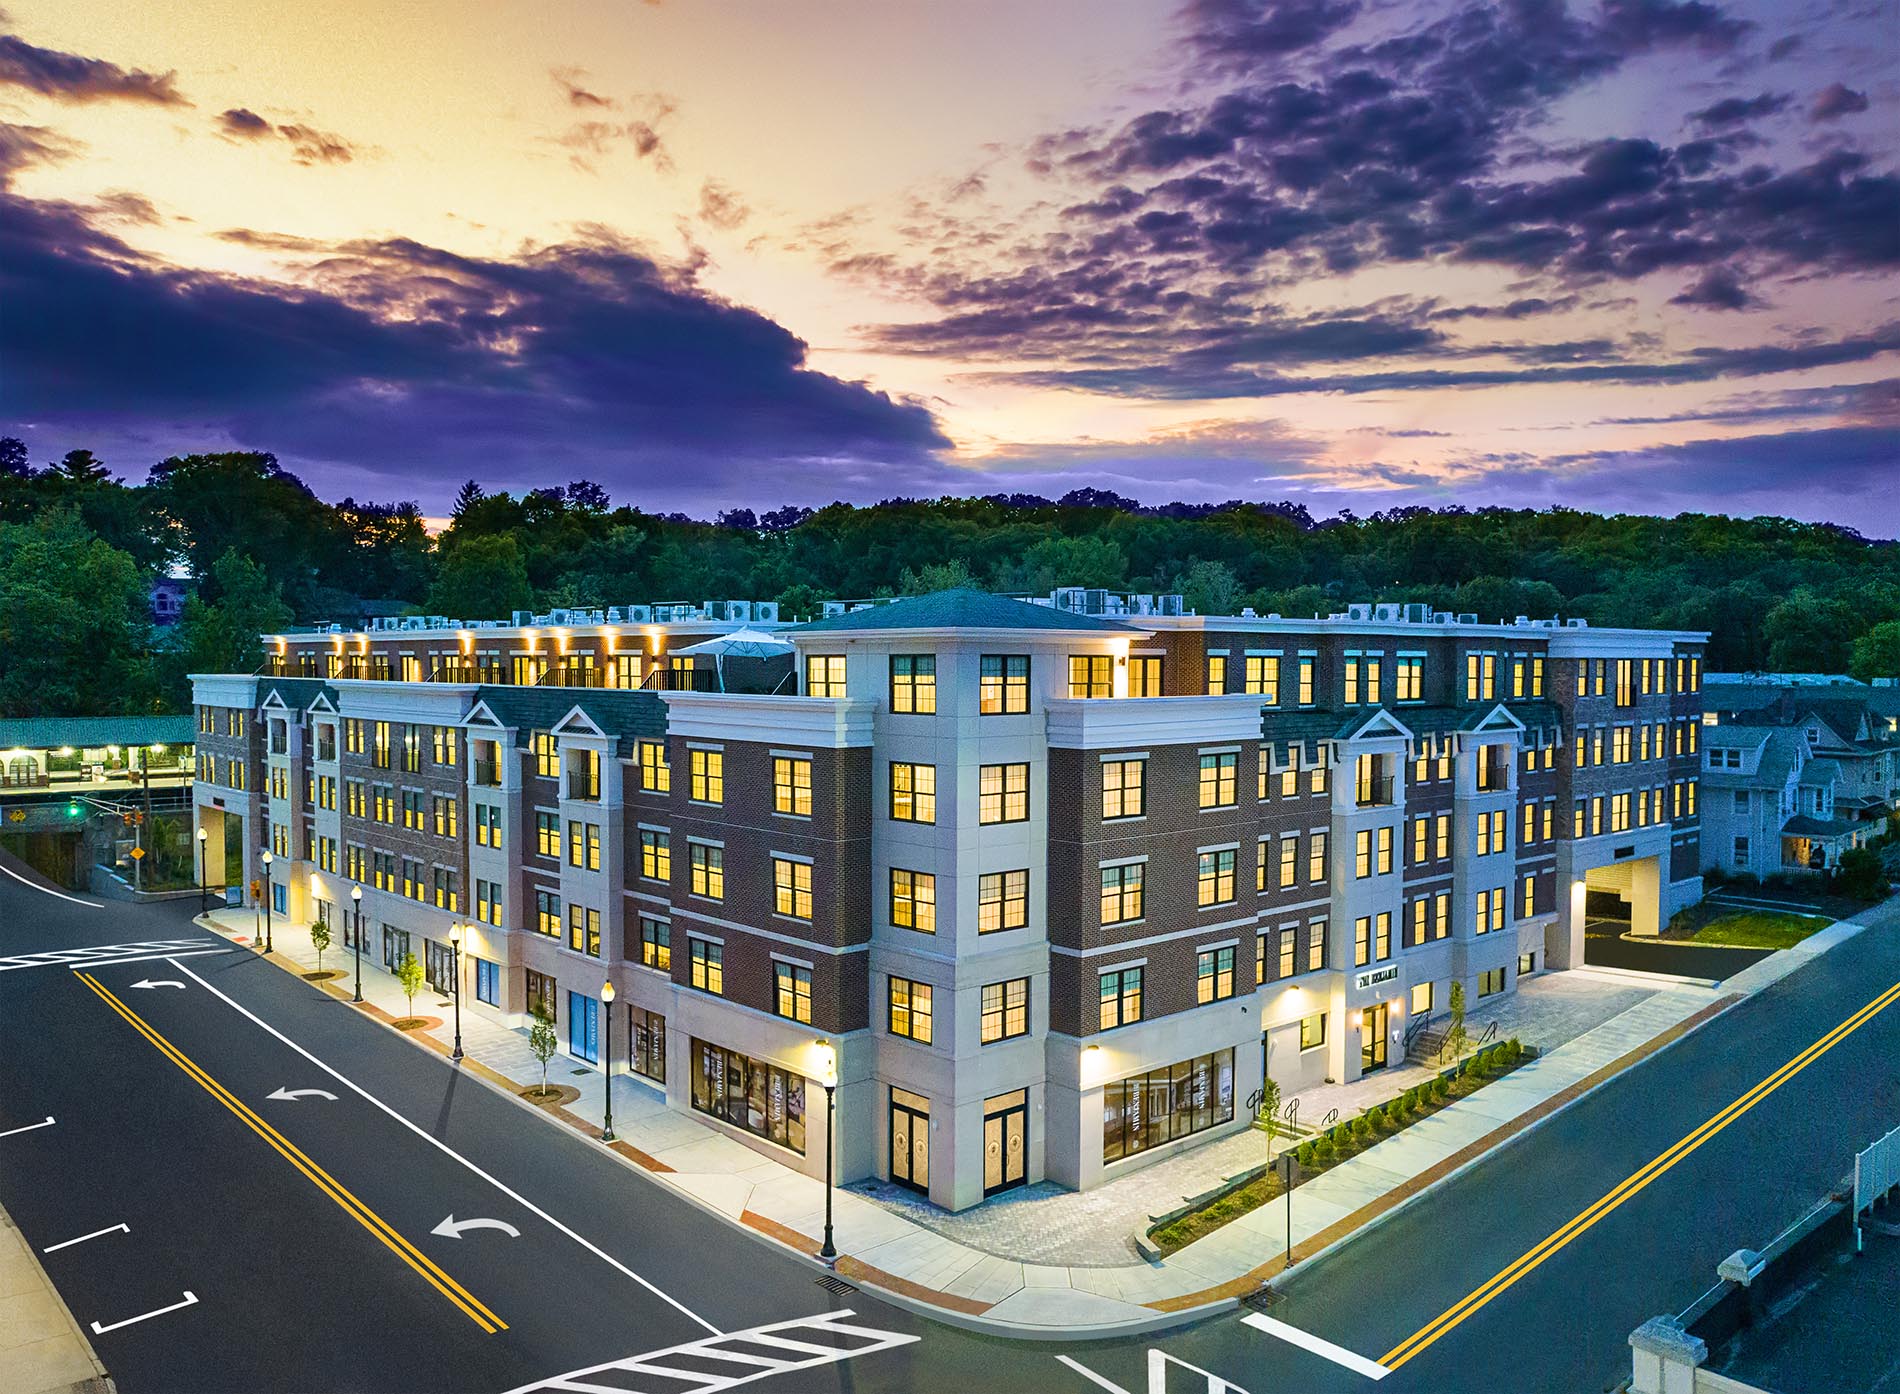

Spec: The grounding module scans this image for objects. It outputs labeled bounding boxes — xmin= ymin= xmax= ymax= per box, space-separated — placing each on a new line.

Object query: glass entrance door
xmin=889 ymin=1088 xmax=930 ymax=1193
xmin=1361 ymin=1002 xmax=1389 ymax=1074
xmin=983 ymin=1090 xmax=1028 ymax=1196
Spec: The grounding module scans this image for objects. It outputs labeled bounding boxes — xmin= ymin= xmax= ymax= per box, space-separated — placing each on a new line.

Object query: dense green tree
xmin=1763 ymin=590 xmax=1863 ymax=673
xmin=52 ymin=449 xmax=112 ymax=484
xmin=172 ymin=549 xmax=296 ymax=679
xmin=0 ymin=510 xmax=152 ymax=716
xmin=1178 ymin=559 xmax=1241 ymax=617
xmin=1850 ymin=620 xmax=1900 ymax=682
xmin=427 ymin=534 xmax=533 ymax=618
xmin=0 ymin=437 xmax=27 ymax=479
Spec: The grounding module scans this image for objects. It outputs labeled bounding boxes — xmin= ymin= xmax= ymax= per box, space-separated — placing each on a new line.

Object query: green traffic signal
xmin=66 ymin=801 xmax=82 ymax=818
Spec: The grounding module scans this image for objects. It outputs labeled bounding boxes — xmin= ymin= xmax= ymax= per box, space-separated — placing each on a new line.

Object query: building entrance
xmin=1361 ymin=1002 xmax=1389 ymax=1074
xmin=983 ymin=1090 xmax=1028 ymax=1196
xmin=890 ymin=1088 xmax=930 ymax=1194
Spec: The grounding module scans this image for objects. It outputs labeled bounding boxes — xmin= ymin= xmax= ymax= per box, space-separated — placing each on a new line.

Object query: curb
xmin=0 ymin=1198 xmax=114 ymax=1394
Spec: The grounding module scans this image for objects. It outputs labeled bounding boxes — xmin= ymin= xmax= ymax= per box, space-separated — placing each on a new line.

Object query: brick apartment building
xmin=191 ymin=587 xmax=1707 ymax=1211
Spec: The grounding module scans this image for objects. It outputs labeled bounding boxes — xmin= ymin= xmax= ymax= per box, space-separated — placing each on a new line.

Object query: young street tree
xmin=1442 ymin=980 xmax=1469 ymax=1063
xmin=528 ymin=1006 xmax=558 ymax=1096
xmin=395 ymin=949 xmax=425 ymax=1022
xmin=310 ymin=915 xmax=331 ymax=974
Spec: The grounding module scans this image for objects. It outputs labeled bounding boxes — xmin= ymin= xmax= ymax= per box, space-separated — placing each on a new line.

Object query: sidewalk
xmin=195 ymin=906 xmax=1873 ymax=1337
xmin=0 ymin=1201 xmax=110 ymax=1394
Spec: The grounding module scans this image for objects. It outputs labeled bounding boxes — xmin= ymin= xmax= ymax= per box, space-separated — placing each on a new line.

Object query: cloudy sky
xmin=1 ymin=0 xmax=1895 ymax=527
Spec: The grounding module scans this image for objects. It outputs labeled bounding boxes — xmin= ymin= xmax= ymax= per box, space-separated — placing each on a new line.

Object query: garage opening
xmin=1582 ymin=855 xmax=1662 ymax=966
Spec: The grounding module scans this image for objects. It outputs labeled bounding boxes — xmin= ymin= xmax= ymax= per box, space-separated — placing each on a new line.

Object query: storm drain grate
xmin=814 ymin=1274 xmax=856 ymax=1298
xmin=570 ymin=1068 xmax=591 ymax=1076
xmin=1240 ymin=1286 xmax=1284 ymax=1315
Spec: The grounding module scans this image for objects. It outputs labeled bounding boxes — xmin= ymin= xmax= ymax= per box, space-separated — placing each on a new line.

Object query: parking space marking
xmin=89 ymin=1290 xmax=198 ymax=1335
xmin=76 ymin=971 xmax=506 ymax=1334
xmin=170 ymin=954 xmax=721 ymax=1335
xmin=44 ymin=1222 xmax=130 ymax=1253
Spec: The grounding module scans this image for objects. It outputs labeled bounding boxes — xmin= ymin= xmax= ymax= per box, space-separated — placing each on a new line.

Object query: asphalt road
xmin=3 ymin=862 xmax=1897 ymax=1394
xmin=1583 ymin=914 xmax=1776 ymax=980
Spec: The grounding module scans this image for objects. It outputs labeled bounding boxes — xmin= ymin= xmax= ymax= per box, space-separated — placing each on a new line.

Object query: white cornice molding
xmin=1045 ymin=694 xmax=1268 ymax=749
xmin=660 ymin=692 xmax=876 ymax=747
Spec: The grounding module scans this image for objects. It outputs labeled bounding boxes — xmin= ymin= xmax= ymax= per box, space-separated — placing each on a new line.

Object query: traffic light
xmin=66 ymin=801 xmax=82 ymax=818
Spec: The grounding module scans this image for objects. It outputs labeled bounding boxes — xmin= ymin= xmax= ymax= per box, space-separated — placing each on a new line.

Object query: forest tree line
xmin=3 ymin=442 xmax=1898 ymax=718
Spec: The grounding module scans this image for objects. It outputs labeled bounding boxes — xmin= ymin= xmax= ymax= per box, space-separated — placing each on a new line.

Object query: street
xmin=2 ymin=866 xmax=1896 ymax=1394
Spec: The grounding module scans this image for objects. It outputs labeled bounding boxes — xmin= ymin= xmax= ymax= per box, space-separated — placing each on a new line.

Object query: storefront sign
xmin=1355 ymin=964 xmax=1399 ymax=990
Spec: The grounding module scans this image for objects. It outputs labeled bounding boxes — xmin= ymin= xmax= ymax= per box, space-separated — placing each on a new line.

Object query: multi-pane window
xmin=432 ymin=794 xmax=458 ymax=838
xmin=979 ymin=654 xmax=1030 ymax=714
xmin=1355 ymin=829 xmax=1372 ymax=878
xmin=1196 ymin=946 xmax=1236 ymax=1003
xmin=639 ymin=740 xmax=670 ymax=792
xmin=1068 ymin=654 xmax=1113 ymax=699
xmin=1306 ymin=919 xmax=1327 ymax=972
xmin=1307 ymin=831 xmax=1328 ymax=883
xmin=1297 ymin=656 xmax=1315 ymax=705
xmin=1205 ymin=653 xmax=1228 ymax=694
xmin=401 ymin=788 xmax=424 ymax=829
xmin=690 ymin=749 xmax=724 ymax=804
xmin=1375 ymin=911 xmax=1391 ymax=959
xmin=1523 ymin=873 xmax=1537 ymax=918
xmin=640 ymin=917 xmax=671 ymax=971
xmin=1100 ymin=863 xmax=1145 ymax=924
xmin=1475 ymin=886 xmax=1506 ymax=934
xmin=1098 ymin=967 xmax=1143 ymax=1029
xmin=1244 ymin=655 xmax=1279 ymax=701
xmin=639 ymin=829 xmax=670 ymax=880
xmin=979 ymin=763 xmax=1029 ymax=824
xmin=890 ymin=762 xmax=937 ymax=823
xmin=1377 ymin=825 xmax=1393 ymax=874
xmin=773 ymin=757 xmax=812 ymax=816
xmin=535 ymin=890 xmax=561 ymax=937
xmin=1102 ymin=758 xmax=1145 ymax=819
xmin=530 ymin=730 xmax=556 ymax=779
xmin=535 ymin=811 xmax=559 ymax=857
xmin=890 ymin=655 xmax=937 ymax=714
xmin=980 ymin=979 xmax=1029 ymax=1043
xmin=1278 ymin=926 xmax=1296 ymax=979
xmin=978 ymin=870 xmax=1028 ymax=933
xmin=689 ymin=937 xmax=723 ymax=994
xmin=1128 ymin=655 xmax=1163 ymax=696
xmin=1413 ymin=816 xmax=1429 ymax=864
xmin=1395 ymin=656 xmax=1422 ymax=701
xmin=805 ymin=655 xmax=847 ymax=698
xmin=1279 ymin=836 xmax=1298 ymax=888
xmin=1198 ymin=752 xmax=1238 ymax=808
xmin=372 ymin=720 xmax=391 ymax=768
xmin=475 ymin=877 xmax=501 ymax=926
xmin=689 ymin=842 xmax=724 ymax=900
xmin=565 ymin=821 xmax=599 ymax=870
xmin=888 ymin=977 xmax=933 ymax=1043
xmin=890 ymin=869 xmax=937 ymax=933
xmin=774 ymin=962 xmax=813 ymax=1023
xmin=568 ymin=904 xmax=601 ymax=957
xmin=1354 ymin=916 xmax=1373 ymax=967
xmin=773 ymin=857 xmax=813 ymax=920
xmin=1197 ymin=849 xmax=1236 ymax=906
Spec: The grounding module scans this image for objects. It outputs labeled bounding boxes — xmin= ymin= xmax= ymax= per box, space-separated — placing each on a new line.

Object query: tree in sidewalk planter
xmin=1442 ymin=980 xmax=1469 ymax=1064
xmin=528 ymin=1006 xmax=558 ymax=1097
xmin=1258 ymin=1076 xmax=1282 ymax=1146
xmin=310 ymin=916 xmax=331 ymax=975
xmin=395 ymin=950 xmax=424 ymax=1024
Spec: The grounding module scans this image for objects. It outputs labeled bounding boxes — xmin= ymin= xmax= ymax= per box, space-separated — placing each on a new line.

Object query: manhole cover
xmin=814 ymin=1274 xmax=856 ymax=1297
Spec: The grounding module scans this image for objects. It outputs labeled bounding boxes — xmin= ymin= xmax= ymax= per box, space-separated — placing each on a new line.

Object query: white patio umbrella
xmin=671 ymin=628 xmax=794 ymax=690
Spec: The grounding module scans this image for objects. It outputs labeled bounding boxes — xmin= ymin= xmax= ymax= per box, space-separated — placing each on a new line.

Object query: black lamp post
xmin=816 ymin=1038 xmax=837 ymax=1264
xmin=449 ymin=923 xmax=465 ymax=1062
xmin=350 ymin=885 xmax=364 ymax=1003
xmin=260 ymin=849 xmax=274 ymax=954
xmin=600 ymin=980 xmax=616 ymax=1142
xmin=195 ymin=826 xmax=208 ymax=913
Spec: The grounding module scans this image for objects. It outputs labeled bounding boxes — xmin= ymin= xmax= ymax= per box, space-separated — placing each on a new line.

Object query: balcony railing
xmin=566 ymin=772 xmax=600 ymax=801
xmin=473 ymin=760 xmax=501 ymax=788
xmin=1355 ymin=775 xmax=1395 ymax=807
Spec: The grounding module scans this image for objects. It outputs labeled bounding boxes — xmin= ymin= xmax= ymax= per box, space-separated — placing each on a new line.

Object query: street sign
xmin=129 ymin=846 xmax=145 ymax=860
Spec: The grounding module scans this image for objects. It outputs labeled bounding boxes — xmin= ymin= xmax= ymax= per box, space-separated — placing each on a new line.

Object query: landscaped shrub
xmin=1351 ymin=1115 xmax=1374 ymax=1143
xmin=1365 ymin=1103 xmax=1387 ymax=1131
xmin=1311 ymin=1137 xmax=1334 ymax=1165
xmin=1432 ymin=1076 xmax=1451 ymax=1102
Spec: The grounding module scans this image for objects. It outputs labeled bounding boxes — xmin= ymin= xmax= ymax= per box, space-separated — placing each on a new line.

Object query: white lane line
xmin=169 ymin=956 xmax=721 ymax=1336
xmin=0 ymin=1116 xmax=55 ymax=1139
xmin=1242 ymin=1313 xmax=1391 ymax=1380
xmin=0 ymin=860 xmax=102 ymax=907
xmin=44 ymin=1222 xmax=130 ymax=1253
xmin=90 ymin=1290 xmax=198 ymax=1335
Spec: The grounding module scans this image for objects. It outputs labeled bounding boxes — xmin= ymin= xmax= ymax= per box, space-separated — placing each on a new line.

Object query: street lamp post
xmin=195 ymin=826 xmax=208 ymax=914
xmin=448 ymin=923 xmax=465 ymax=1062
xmin=600 ymin=980 xmax=616 ymax=1142
xmin=260 ymin=849 xmax=274 ymax=955
xmin=815 ymin=1038 xmax=837 ymax=1264
xmin=350 ymin=885 xmax=364 ymax=1003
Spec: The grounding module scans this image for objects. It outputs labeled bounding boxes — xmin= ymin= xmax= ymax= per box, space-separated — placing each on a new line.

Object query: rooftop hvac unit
xmin=1348 ymin=603 xmax=1373 ymax=621
xmin=1565 ymin=618 xmax=1589 ymax=628
xmin=1375 ymin=603 xmax=1400 ymax=622
xmin=719 ymin=600 xmax=751 ymax=622
xmin=512 ymin=610 xmax=532 ymax=626
xmin=606 ymin=607 xmax=624 ymax=623
xmin=753 ymin=601 xmax=780 ymax=623
xmin=1157 ymin=594 xmax=1185 ymax=616
xmin=1514 ymin=616 xmax=1530 ymax=625
xmin=1130 ymin=594 xmax=1155 ymax=615
xmin=625 ymin=605 xmax=652 ymax=623
xmin=1241 ymin=607 xmax=1257 ymax=618
xmin=1053 ymin=587 xmax=1087 ymax=613
xmin=1084 ymin=589 xmax=1110 ymax=615
xmin=1458 ymin=613 xmax=1479 ymax=624
xmin=822 ymin=601 xmax=849 ymax=617
xmin=1404 ymin=603 xmax=1430 ymax=624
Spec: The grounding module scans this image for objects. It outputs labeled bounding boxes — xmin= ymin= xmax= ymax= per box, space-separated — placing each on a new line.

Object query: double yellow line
xmin=1378 ymin=979 xmax=1900 ymax=1372
xmin=75 ymin=972 xmax=506 ymax=1334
